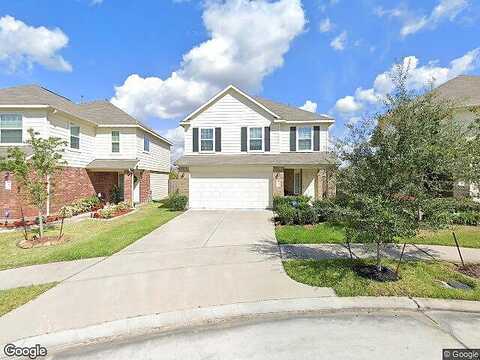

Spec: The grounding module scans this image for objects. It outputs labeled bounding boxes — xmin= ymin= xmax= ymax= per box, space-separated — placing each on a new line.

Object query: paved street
xmin=0 ymin=210 xmax=332 ymax=344
xmin=52 ymin=310 xmax=480 ymax=360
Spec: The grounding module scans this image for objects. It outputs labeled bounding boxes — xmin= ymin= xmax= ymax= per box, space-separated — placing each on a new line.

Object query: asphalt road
xmin=52 ymin=310 xmax=480 ymax=360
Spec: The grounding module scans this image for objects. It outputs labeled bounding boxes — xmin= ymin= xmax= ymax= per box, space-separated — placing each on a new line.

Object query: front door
xmin=133 ymin=175 xmax=140 ymax=203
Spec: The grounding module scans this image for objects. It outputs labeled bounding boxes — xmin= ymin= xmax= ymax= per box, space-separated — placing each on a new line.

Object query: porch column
xmin=124 ymin=171 xmax=133 ymax=206
xmin=272 ymin=167 xmax=284 ymax=197
xmin=326 ymin=167 xmax=337 ymax=198
xmin=316 ymin=167 xmax=337 ymax=200
xmin=316 ymin=168 xmax=327 ymax=200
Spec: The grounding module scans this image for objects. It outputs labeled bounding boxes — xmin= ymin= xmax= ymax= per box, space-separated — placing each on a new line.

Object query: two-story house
xmin=0 ymin=85 xmax=171 ymax=220
xmin=175 ymin=85 xmax=337 ymax=209
xmin=435 ymin=75 xmax=480 ymax=201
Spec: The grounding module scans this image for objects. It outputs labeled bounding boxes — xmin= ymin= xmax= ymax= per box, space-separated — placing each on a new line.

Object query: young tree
xmin=0 ymin=129 xmax=66 ymax=238
xmin=335 ymin=69 xmax=479 ymax=274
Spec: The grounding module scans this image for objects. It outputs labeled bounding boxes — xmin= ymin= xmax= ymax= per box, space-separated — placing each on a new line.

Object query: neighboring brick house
xmin=435 ymin=75 xmax=480 ymax=201
xmin=175 ymin=85 xmax=336 ymax=209
xmin=0 ymin=85 xmax=172 ymax=220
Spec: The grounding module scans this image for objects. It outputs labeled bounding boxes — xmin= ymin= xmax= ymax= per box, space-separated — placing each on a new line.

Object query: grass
xmin=276 ymin=224 xmax=480 ymax=248
xmin=0 ymin=203 xmax=182 ymax=271
xmin=0 ymin=283 xmax=57 ymax=316
xmin=284 ymin=259 xmax=480 ymax=300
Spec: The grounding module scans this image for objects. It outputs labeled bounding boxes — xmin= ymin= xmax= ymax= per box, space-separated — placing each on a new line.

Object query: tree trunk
xmin=376 ymin=242 xmax=382 ymax=272
xmin=38 ymin=210 xmax=44 ymax=238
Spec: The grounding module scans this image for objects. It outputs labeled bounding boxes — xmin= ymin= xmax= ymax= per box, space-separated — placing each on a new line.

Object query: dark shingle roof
xmin=0 ymin=85 xmax=171 ymax=144
xmin=253 ymin=96 xmax=333 ymax=122
xmin=176 ymin=153 xmax=336 ymax=167
xmin=435 ymin=75 xmax=480 ymax=107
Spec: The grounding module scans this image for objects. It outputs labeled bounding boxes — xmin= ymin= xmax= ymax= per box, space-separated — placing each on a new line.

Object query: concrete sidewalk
xmin=0 ymin=258 xmax=105 ymax=290
xmin=0 ymin=210 xmax=333 ymax=344
xmin=281 ymin=243 xmax=480 ymax=263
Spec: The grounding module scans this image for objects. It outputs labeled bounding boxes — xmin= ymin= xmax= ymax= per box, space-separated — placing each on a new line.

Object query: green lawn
xmin=276 ymin=224 xmax=480 ymax=248
xmin=0 ymin=283 xmax=57 ymax=316
xmin=284 ymin=259 xmax=480 ymax=300
xmin=0 ymin=203 xmax=182 ymax=271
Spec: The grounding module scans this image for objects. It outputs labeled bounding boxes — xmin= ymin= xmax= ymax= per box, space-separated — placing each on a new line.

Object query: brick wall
xmin=88 ymin=172 xmax=118 ymax=203
xmin=139 ymin=170 xmax=151 ymax=203
xmin=124 ymin=172 xmax=133 ymax=206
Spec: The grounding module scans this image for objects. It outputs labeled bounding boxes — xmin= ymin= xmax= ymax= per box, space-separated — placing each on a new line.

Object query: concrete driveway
xmin=0 ymin=210 xmax=333 ymax=343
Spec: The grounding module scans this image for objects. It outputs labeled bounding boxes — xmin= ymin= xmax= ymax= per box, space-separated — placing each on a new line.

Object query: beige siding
xmin=48 ymin=112 xmax=96 ymax=168
xmin=150 ymin=172 xmax=169 ymax=200
xmin=184 ymin=92 xmax=274 ymax=154
xmin=136 ymin=129 xmax=171 ymax=172
xmin=278 ymin=123 xmax=330 ymax=152
xmin=94 ymin=127 xmax=137 ymax=159
xmin=0 ymin=108 xmax=48 ymax=146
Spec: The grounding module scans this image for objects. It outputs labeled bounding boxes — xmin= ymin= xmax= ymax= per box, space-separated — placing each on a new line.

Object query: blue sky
xmin=0 ymin=0 xmax=479 ymax=158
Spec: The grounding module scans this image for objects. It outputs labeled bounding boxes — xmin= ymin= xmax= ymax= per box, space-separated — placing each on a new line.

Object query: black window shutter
xmin=313 ymin=126 xmax=320 ymax=151
xmin=215 ymin=127 xmax=221 ymax=152
xmin=193 ymin=128 xmax=199 ymax=152
xmin=241 ymin=127 xmax=247 ymax=152
xmin=264 ymin=127 xmax=270 ymax=152
xmin=290 ymin=126 xmax=296 ymax=152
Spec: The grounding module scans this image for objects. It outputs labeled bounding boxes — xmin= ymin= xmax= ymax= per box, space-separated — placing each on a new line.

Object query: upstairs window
xmin=297 ymin=127 xmax=312 ymax=151
xmin=144 ymin=136 xmax=150 ymax=152
xmin=70 ymin=124 xmax=80 ymax=149
xmin=0 ymin=114 xmax=22 ymax=144
xmin=112 ymin=131 xmax=120 ymax=153
xmin=249 ymin=127 xmax=263 ymax=151
xmin=200 ymin=128 xmax=214 ymax=151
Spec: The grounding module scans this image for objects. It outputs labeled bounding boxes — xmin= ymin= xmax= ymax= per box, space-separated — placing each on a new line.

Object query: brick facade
xmin=124 ymin=172 xmax=133 ymax=206
xmin=0 ymin=167 xmax=151 ymax=221
xmin=272 ymin=167 xmax=285 ymax=197
xmin=315 ymin=167 xmax=337 ymax=200
xmin=139 ymin=170 xmax=151 ymax=203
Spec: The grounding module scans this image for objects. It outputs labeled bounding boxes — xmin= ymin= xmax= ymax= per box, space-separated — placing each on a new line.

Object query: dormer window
xmin=0 ymin=114 xmax=22 ymax=144
xmin=200 ymin=128 xmax=214 ymax=152
xmin=248 ymin=127 xmax=263 ymax=151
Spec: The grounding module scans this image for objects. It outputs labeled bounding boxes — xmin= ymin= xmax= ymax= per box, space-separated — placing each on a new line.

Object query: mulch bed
xmin=1 ymin=215 xmax=62 ymax=229
xmin=17 ymin=235 xmax=68 ymax=249
xmin=354 ymin=264 xmax=400 ymax=282
xmin=457 ymin=264 xmax=480 ymax=279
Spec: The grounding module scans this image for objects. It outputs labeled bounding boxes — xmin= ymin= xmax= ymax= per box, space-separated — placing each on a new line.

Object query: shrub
xmin=295 ymin=205 xmax=317 ymax=225
xmin=312 ymin=200 xmax=335 ymax=222
xmin=110 ymin=185 xmax=122 ymax=204
xmin=96 ymin=202 xmax=131 ymax=219
xmin=422 ymin=197 xmax=480 ymax=226
xmin=165 ymin=192 xmax=188 ymax=211
xmin=276 ymin=203 xmax=297 ymax=225
xmin=451 ymin=211 xmax=480 ymax=226
xmin=273 ymin=195 xmax=310 ymax=211
xmin=59 ymin=195 xmax=102 ymax=218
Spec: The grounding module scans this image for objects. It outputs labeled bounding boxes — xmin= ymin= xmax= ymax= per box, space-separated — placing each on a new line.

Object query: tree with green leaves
xmin=0 ymin=129 xmax=66 ymax=238
xmin=335 ymin=68 xmax=480 ymax=274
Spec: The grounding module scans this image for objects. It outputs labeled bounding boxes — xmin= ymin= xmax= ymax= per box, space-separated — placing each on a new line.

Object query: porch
xmin=272 ymin=166 xmax=336 ymax=201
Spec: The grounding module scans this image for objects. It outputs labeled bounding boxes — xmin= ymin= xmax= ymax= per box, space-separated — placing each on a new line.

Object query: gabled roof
xmin=0 ymin=85 xmax=172 ymax=145
xmin=253 ymin=96 xmax=334 ymax=122
xmin=435 ymin=75 xmax=480 ymax=107
xmin=181 ymin=85 xmax=334 ymax=124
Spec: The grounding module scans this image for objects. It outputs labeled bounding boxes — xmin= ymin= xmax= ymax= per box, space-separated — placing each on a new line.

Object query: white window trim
xmin=111 ymin=131 xmax=120 ymax=153
xmin=297 ymin=126 xmax=313 ymax=152
xmin=199 ymin=127 xmax=215 ymax=153
xmin=247 ymin=126 xmax=264 ymax=152
xmin=0 ymin=114 xmax=23 ymax=145
xmin=69 ymin=123 xmax=80 ymax=150
xmin=143 ymin=136 xmax=150 ymax=153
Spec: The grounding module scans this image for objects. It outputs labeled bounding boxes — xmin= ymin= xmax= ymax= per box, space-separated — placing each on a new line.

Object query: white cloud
xmin=299 ymin=100 xmax=317 ymax=113
xmin=319 ymin=18 xmax=333 ymax=33
xmin=335 ymin=95 xmax=362 ymax=114
xmin=330 ymin=31 xmax=347 ymax=51
xmin=377 ymin=0 xmax=470 ymax=37
xmin=0 ymin=15 xmax=71 ymax=72
xmin=111 ymin=0 xmax=306 ymax=120
xmin=162 ymin=126 xmax=185 ymax=162
xmin=334 ymin=48 xmax=480 ymax=116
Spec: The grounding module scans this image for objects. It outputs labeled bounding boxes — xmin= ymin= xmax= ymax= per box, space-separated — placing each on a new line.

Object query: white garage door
xmin=189 ymin=166 xmax=272 ymax=209
xmin=150 ymin=172 xmax=169 ymax=200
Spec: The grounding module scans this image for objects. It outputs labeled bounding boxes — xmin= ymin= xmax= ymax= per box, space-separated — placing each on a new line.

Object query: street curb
xmin=7 ymin=296 xmax=480 ymax=357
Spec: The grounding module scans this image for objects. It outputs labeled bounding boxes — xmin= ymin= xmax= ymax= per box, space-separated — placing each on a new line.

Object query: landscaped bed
xmin=283 ymin=259 xmax=480 ymax=300
xmin=276 ymin=224 xmax=480 ymax=248
xmin=0 ymin=283 xmax=57 ymax=316
xmin=0 ymin=203 xmax=182 ymax=271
